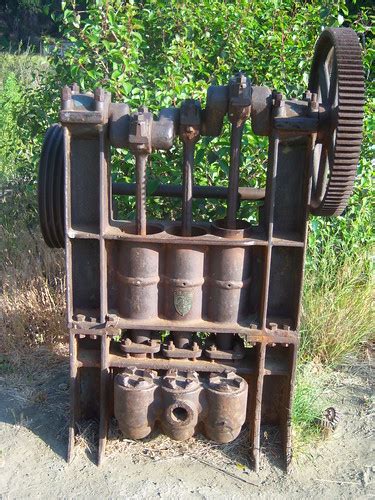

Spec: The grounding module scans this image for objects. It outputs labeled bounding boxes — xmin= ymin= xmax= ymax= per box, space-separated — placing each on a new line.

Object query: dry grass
xmin=300 ymin=249 xmax=374 ymax=365
xmin=0 ymin=217 xmax=66 ymax=364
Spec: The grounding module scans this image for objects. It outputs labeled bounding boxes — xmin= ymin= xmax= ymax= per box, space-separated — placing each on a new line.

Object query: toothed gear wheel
xmin=309 ymin=28 xmax=364 ymax=216
xmin=321 ymin=407 xmax=340 ymax=431
xmin=38 ymin=123 xmax=65 ymax=248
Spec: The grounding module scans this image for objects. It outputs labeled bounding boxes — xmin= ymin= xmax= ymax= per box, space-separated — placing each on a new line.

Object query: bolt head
xmin=94 ymin=87 xmax=105 ymax=102
xmin=61 ymin=85 xmax=72 ymax=101
xmin=168 ymin=340 xmax=175 ymax=350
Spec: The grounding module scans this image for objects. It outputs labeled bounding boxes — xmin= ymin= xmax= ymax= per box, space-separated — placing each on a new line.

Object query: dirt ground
xmin=0 ymin=348 xmax=374 ymax=499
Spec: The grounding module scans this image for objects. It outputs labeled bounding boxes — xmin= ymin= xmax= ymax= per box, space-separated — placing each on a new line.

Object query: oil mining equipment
xmin=38 ymin=28 xmax=365 ymax=471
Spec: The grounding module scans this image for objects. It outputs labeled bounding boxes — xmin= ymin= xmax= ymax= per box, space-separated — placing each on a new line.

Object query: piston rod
xmin=227 ymin=73 xmax=252 ymax=229
xmin=128 ymin=107 xmax=153 ymax=236
xmin=180 ymin=100 xmax=201 ymax=236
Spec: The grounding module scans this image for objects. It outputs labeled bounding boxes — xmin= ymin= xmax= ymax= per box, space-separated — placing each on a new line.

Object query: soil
xmin=0 ymin=348 xmax=374 ymax=499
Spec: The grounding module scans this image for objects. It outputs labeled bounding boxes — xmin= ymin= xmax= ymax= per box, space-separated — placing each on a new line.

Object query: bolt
xmin=192 ymin=341 xmax=199 ymax=352
xmin=124 ymin=338 xmax=132 ymax=346
xmin=283 ymin=324 xmax=290 ymax=331
xmin=209 ymin=344 xmax=217 ymax=351
xmin=168 ymin=340 xmax=175 ymax=350
xmin=303 ymin=90 xmax=312 ymax=100
xmin=274 ymin=93 xmax=284 ymax=107
xmin=283 ymin=343 xmax=289 ymax=348
xmin=309 ymin=92 xmax=319 ymax=111
xmin=94 ymin=87 xmax=105 ymax=102
xmin=79 ymin=334 xmax=86 ymax=339
xmin=138 ymin=105 xmax=148 ymax=114
xmin=250 ymin=323 xmax=257 ymax=330
xmin=91 ymin=335 xmax=97 ymax=340
xmin=269 ymin=322 xmax=278 ymax=331
xmin=149 ymin=339 xmax=157 ymax=347
xmin=89 ymin=317 xmax=97 ymax=323
xmin=70 ymin=82 xmax=80 ymax=93
xmin=74 ymin=314 xmax=85 ymax=322
xmin=270 ymin=342 xmax=276 ymax=347
xmin=106 ymin=314 xmax=117 ymax=322
xmin=62 ymin=85 xmax=72 ymax=101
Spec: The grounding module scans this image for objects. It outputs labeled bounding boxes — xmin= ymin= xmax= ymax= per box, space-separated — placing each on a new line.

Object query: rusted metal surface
xmin=38 ymin=28 xmax=365 ymax=472
xmin=114 ymin=368 xmax=248 ymax=443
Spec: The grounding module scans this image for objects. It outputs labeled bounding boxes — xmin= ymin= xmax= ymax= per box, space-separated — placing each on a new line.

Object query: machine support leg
xmin=98 ymin=333 xmax=110 ymax=466
xmin=67 ymin=331 xmax=78 ymax=463
xmin=250 ymin=342 xmax=266 ymax=472
xmin=282 ymin=344 xmax=298 ymax=473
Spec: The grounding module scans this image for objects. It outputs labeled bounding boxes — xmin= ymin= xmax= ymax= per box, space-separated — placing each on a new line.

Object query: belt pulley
xmin=309 ymin=28 xmax=364 ymax=216
xmin=38 ymin=123 xmax=65 ymax=248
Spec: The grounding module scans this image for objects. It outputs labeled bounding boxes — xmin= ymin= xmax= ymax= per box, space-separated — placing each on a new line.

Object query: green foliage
xmin=0 ymin=50 xmax=58 ymax=233
xmin=292 ymin=363 xmax=333 ymax=451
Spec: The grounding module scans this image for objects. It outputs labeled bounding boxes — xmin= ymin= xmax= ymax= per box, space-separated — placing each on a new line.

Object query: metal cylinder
xmin=163 ymin=245 xmax=205 ymax=321
xmin=114 ymin=368 xmax=158 ymax=439
xmin=203 ymin=372 xmax=248 ymax=443
xmin=161 ymin=370 xmax=201 ymax=441
xmin=117 ymin=242 xmax=160 ymax=319
xmin=207 ymin=246 xmax=251 ymax=323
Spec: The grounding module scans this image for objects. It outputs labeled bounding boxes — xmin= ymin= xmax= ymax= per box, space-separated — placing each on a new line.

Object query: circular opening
xmin=211 ymin=218 xmax=252 ymax=239
xmin=166 ymin=224 xmax=208 ymax=237
xmin=120 ymin=222 xmax=164 ymax=235
xmin=171 ymin=406 xmax=189 ymax=423
xmin=213 ymin=218 xmax=251 ymax=230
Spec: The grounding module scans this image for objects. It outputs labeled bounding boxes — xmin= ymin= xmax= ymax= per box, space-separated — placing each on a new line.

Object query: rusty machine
xmin=38 ymin=28 xmax=364 ymax=470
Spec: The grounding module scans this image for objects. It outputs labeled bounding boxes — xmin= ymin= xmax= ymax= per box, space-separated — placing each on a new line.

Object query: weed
xmin=300 ymin=245 xmax=373 ymax=365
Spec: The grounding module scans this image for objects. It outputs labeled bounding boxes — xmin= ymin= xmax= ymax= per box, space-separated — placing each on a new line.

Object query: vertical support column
xmin=282 ymin=343 xmax=298 ymax=473
xmin=98 ymin=333 xmax=110 ymax=465
xmin=64 ymin=126 xmax=73 ymax=322
xmin=250 ymin=342 xmax=266 ymax=472
xmin=260 ymin=134 xmax=279 ymax=329
xmin=99 ymin=128 xmax=110 ymax=324
xmin=67 ymin=331 xmax=78 ymax=463
xmin=294 ymin=136 xmax=314 ymax=330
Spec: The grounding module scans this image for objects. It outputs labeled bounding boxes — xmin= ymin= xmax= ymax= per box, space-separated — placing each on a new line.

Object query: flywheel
xmin=309 ymin=28 xmax=365 ymax=216
xmin=38 ymin=123 xmax=65 ymax=248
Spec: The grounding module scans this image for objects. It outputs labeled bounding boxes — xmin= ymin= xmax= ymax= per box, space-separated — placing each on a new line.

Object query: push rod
xmin=182 ymin=141 xmax=195 ymax=236
xmin=227 ymin=123 xmax=244 ymax=228
xmin=135 ymin=153 xmax=148 ymax=236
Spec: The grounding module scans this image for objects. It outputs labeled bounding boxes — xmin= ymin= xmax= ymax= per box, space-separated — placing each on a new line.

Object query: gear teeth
xmin=309 ymin=28 xmax=364 ymax=216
